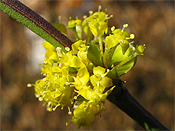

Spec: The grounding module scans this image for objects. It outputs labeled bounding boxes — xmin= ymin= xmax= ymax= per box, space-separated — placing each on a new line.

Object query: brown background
xmin=1 ymin=0 xmax=174 ymax=130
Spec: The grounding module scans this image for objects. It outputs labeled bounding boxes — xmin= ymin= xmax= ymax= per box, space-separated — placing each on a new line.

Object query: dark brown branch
xmin=1 ymin=0 xmax=73 ymax=48
xmin=107 ymin=86 xmax=169 ymax=130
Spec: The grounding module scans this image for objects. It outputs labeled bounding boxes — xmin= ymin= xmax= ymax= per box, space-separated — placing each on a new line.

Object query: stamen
xmin=68 ymin=107 xmax=72 ymax=115
xmin=123 ymin=24 xmax=128 ymax=28
xmin=98 ymin=5 xmax=101 ymax=12
xmin=89 ymin=11 xmax=93 ymax=15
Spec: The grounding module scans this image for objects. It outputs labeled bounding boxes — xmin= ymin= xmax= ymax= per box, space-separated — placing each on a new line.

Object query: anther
xmin=68 ymin=111 xmax=72 ymax=115
xmin=74 ymin=96 xmax=77 ymax=99
xmin=89 ymin=11 xmax=93 ymax=15
xmin=65 ymin=47 xmax=70 ymax=51
xmin=83 ymin=15 xmax=87 ymax=19
xmin=39 ymin=97 xmax=43 ymax=101
xmin=56 ymin=47 xmax=62 ymax=52
xmin=130 ymin=34 xmax=135 ymax=39
xmin=65 ymin=82 xmax=70 ymax=86
xmin=53 ymin=63 xmax=58 ymax=67
xmin=27 ymin=83 xmax=32 ymax=87
xmin=111 ymin=64 xmax=114 ymax=68
xmin=111 ymin=26 xmax=115 ymax=31
xmin=43 ymin=78 xmax=47 ymax=82
xmin=123 ymin=24 xmax=128 ymax=28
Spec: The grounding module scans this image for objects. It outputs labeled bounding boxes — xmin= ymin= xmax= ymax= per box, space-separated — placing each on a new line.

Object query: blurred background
xmin=1 ymin=0 xmax=174 ymax=130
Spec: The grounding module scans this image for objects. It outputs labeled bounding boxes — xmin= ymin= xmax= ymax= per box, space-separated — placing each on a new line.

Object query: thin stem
xmin=99 ymin=35 xmax=103 ymax=57
xmin=107 ymin=85 xmax=169 ymax=130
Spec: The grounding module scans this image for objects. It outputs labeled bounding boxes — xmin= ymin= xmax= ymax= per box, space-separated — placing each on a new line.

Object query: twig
xmin=0 ymin=0 xmax=73 ymax=49
xmin=107 ymin=86 xmax=169 ymax=130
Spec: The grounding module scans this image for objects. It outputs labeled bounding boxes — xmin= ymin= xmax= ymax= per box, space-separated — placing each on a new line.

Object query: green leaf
xmin=103 ymin=34 xmax=119 ymax=49
xmin=116 ymin=57 xmax=136 ymax=76
xmin=120 ymin=40 xmax=129 ymax=55
xmin=103 ymin=45 xmax=117 ymax=69
xmin=82 ymin=20 xmax=93 ymax=43
xmin=111 ymin=45 xmax=136 ymax=76
xmin=87 ymin=43 xmax=103 ymax=67
xmin=52 ymin=23 xmax=67 ymax=36
xmin=68 ymin=18 xmax=82 ymax=40
xmin=144 ymin=123 xmax=159 ymax=131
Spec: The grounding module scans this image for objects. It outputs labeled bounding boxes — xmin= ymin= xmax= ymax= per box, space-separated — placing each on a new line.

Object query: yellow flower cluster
xmin=28 ymin=6 xmax=145 ymax=128
xmin=29 ymin=40 xmax=114 ymax=127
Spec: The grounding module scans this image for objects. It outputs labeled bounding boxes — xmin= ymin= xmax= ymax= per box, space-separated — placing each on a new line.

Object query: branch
xmin=107 ymin=85 xmax=169 ymax=130
xmin=0 ymin=0 xmax=73 ymax=51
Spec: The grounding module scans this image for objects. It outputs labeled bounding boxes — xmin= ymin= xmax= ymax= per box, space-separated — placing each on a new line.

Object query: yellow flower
xmin=43 ymin=41 xmax=58 ymax=59
xmin=71 ymin=101 xmax=95 ymax=127
xmin=90 ymin=66 xmax=113 ymax=87
xmin=74 ymin=67 xmax=89 ymax=90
